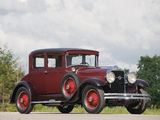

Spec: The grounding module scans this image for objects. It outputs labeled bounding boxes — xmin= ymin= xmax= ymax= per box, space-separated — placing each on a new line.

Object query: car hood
xmin=76 ymin=67 xmax=109 ymax=82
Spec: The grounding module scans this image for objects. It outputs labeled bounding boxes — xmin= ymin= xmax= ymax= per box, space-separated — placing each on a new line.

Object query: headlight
xmin=127 ymin=72 xmax=136 ymax=84
xmin=106 ymin=72 xmax=115 ymax=83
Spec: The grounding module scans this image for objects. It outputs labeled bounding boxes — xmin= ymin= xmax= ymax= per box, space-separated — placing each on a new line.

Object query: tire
xmin=15 ymin=87 xmax=34 ymax=114
xmin=126 ymin=89 xmax=148 ymax=114
xmin=61 ymin=73 xmax=80 ymax=99
xmin=82 ymin=85 xmax=105 ymax=114
xmin=57 ymin=105 xmax=74 ymax=113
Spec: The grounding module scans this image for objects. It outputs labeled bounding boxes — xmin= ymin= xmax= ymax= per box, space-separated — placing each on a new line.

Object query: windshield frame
xmin=65 ymin=54 xmax=98 ymax=68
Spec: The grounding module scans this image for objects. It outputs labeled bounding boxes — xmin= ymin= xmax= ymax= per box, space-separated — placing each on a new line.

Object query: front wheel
xmin=15 ymin=87 xmax=34 ymax=114
xmin=57 ymin=105 xmax=74 ymax=113
xmin=82 ymin=85 xmax=105 ymax=114
xmin=126 ymin=89 xmax=148 ymax=114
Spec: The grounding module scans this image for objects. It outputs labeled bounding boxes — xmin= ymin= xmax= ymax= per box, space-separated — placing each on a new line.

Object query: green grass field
xmin=32 ymin=104 xmax=160 ymax=115
xmin=1 ymin=103 xmax=160 ymax=115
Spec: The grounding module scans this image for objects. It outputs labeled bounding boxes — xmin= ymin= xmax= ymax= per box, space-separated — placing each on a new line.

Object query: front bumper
xmin=104 ymin=93 xmax=151 ymax=100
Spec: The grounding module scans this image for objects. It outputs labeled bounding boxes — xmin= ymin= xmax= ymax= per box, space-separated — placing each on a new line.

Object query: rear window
xmin=33 ymin=54 xmax=44 ymax=69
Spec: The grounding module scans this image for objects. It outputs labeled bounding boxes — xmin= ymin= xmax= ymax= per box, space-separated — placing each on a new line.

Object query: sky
xmin=0 ymin=0 xmax=160 ymax=73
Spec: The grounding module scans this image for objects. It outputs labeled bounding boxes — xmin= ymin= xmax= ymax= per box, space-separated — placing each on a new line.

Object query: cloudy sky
xmin=0 ymin=0 xmax=160 ymax=73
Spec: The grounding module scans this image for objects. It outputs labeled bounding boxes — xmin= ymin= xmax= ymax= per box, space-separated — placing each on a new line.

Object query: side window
xmin=33 ymin=54 xmax=44 ymax=69
xmin=47 ymin=53 xmax=62 ymax=68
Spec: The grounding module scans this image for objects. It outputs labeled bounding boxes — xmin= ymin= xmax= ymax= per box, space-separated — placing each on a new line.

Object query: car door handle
xmin=44 ymin=71 xmax=48 ymax=74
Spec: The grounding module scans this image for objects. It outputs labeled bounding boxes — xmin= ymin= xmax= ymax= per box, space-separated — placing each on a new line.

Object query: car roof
xmin=30 ymin=48 xmax=99 ymax=55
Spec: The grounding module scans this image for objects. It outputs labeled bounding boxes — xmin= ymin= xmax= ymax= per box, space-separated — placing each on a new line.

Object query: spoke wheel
xmin=61 ymin=73 xmax=80 ymax=100
xmin=64 ymin=77 xmax=76 ymax=96
xmin=18 ymin=91 xmax=29 ymax=109
xmin=82 ymin=85 xmax=105 ymax=114
xmin=86 ymin=89 xmax=99 ymax=109
xmin=15 ymin=87 xmax=34 ymax=114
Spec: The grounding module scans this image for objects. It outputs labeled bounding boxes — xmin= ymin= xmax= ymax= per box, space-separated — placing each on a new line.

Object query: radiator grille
xmin=110 ymin=71 xmax=125 ymax=93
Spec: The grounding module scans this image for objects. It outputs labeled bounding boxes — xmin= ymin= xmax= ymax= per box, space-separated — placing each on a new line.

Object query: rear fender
xmin=10 ymin=81 xmax=37 ymax=103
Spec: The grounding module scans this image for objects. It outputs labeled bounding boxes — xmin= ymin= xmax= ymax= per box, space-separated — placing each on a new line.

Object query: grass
xmin=32 ymin=104 xmax=160 ymax=115
xmin=1 ymin=103 xmax=160 ymax=115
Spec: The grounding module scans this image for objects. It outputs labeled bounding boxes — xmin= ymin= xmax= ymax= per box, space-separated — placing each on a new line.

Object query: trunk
xmin=2 ymin=84 xmax=4 ymax=105
xmin=2 ymin=93 xmax=4 ymax=105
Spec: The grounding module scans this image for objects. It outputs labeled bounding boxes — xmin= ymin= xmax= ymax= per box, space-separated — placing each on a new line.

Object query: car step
xmin=31 ymin=99 xmax=62 ymax=105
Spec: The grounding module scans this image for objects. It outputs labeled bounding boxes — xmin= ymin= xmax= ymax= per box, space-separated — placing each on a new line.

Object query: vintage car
xmin=10 ymin=48 xmax=150 ymax=114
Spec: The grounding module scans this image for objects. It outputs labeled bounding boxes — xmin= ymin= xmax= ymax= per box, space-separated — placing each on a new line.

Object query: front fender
xmin=126 ymin=79 xmax=150 ymax=93
xmin=64 ymin=78 xmax=106 ymax=103
xmin=10 ymin=81 xmax=38 ymax=103
xmin=80 ymin=78 xmax=106 ymax=87
xmin=135 ymin=79 xmax=150 ymax=88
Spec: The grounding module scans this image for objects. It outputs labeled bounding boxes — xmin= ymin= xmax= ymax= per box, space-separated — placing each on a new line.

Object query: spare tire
xmin=61 ymin=72 xmax=81 ymax=100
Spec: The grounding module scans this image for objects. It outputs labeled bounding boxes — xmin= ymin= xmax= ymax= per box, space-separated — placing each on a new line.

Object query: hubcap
xmin=64 ymin=77 xmax=76 ymax=96
xmin=20 ymin=98 xmax=23 ymax=103
xmin=88 ymin=97 xmax=92 ymax=102
xmin=18 ymin=91 xmax=29 ymax=109
xmin=86 ymin=89 xmax=99 ymax=109
xmin=66 ymin=85 xmax=69 ymax=90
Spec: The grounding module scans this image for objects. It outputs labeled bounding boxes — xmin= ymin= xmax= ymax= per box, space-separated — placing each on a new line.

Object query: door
xmin=45 ymin=53 xmax=65 ymax=94
xmin=29 ymin=53 xmax=46 ymax=94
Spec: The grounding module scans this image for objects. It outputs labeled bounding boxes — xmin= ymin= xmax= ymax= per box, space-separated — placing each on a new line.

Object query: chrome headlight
xmin=127 ymin=72 xmax=136 ymax=84
xmin=106 ymin=72 xmax=115 ymax=83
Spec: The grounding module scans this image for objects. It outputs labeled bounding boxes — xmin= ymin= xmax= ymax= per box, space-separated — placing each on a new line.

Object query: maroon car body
xmin=10 ymin=48 xmax=150 ymax=114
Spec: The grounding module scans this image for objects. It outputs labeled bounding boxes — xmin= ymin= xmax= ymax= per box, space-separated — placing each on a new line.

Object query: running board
xmin=31 ymin=99 xmax=62 ymax=105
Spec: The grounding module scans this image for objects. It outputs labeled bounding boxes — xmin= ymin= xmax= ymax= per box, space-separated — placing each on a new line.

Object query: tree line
xmin=137 ymin=55 xmax=160 ymax=108
xmin=0 ymin=45 xmax=159 ymax=108
xmin=0 ymin=45 xmax=24 ymax=105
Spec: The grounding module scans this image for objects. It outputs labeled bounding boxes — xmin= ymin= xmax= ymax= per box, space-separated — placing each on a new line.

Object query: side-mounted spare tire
xmin=61 ymin=72 xmax=81 ymax=100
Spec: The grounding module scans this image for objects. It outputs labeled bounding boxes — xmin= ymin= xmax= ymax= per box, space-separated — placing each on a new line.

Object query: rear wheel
xmin=15 ymin=87 xmax=34 ymax=114
xmin=126 ymin=89 xmax=148 ymax=114
xmin=82 ymin=85 xmax=105 ymax=114
xmin=57 ymin=105 xmax=74 ymax=113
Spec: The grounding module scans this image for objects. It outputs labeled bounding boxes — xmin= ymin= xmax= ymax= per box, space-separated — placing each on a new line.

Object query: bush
xmin=0 ymin=102 xmax=17 ymax=112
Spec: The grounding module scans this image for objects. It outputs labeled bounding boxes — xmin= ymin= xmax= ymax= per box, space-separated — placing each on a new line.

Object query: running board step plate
xmin=31 ymin=99 xmax=61 ymax=104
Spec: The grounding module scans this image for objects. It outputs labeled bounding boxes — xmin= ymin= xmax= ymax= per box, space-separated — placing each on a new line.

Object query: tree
xmin=0 ymin=45 xmax=24 ymax=105
xmin=137 ymin=55 xmax=160 ymax=108
xmin=124 ymin=68 xmax=130 ymax=75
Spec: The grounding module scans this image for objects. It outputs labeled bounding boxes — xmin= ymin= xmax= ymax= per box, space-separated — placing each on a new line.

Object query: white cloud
xmin=0 ymin=28 xmax=6 ymax=43
xmin=0 ymin=0 xmax=160 ymax=73
xmin=18 ymin=0 xmax=28 ymax=3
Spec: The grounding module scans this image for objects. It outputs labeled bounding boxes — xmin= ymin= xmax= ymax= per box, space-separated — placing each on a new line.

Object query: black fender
xmin=10 ymin=81 xmax=38 ymax=103
xmin=64 ymin=78 xmax=106 ymax=103
xmin=135 ymin=79 xmax=150 ymax=88
xmin=80 ymin=78 xmax=106 ymax=87
xmin=126 ymin=79 xmax=149 ymax=93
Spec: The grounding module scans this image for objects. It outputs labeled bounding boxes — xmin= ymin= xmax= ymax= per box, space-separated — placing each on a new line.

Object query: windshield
xmin=66 ymin=54 xmax=98 ymax=67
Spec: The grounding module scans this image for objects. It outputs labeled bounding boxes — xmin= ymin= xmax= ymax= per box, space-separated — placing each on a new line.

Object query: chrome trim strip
xmin=104 ymin=93 xmax=151 ymax=100
xmin=31 ymin=99 xmax=61 ymax=104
